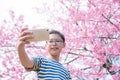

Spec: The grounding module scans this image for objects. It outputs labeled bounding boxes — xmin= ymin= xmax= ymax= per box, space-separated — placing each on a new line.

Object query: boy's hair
xmin=49 ymin=30 xmax=65 ymax=42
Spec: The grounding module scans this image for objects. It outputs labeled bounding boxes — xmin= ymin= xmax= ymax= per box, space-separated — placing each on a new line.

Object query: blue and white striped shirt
xmin=32 ymin=56 xmax=71 ymax=80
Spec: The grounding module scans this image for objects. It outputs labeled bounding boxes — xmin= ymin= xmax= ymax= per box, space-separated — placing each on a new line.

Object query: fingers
xmin=19 ymin=34 xmax=33 ymax=41
xmin=18 ymin=28 xmax=34 ymax=44
xmin=19 ymin=26 xmax=29 ymax=33
xmin=19 ymin=30 xmax=32 ymax=38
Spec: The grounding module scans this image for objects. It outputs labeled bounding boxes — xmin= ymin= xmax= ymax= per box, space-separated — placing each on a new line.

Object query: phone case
xmin=27 ymin=29 xmax=49 ymax=42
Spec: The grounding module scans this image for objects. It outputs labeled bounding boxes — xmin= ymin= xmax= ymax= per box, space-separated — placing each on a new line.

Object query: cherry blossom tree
xmin=55 ymin=0 xmax=120 ymax=79
xmin=0 ymin=0 xmax=120 ymax=80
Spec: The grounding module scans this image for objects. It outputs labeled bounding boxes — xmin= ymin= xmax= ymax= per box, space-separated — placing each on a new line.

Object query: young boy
xmin=17 ymin=28 xmax=71 ymax=80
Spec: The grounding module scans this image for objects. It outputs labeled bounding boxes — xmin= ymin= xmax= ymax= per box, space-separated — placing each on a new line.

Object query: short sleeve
xmin=32 ymin=56 xmax=42 ymax=71
xmin=25 ymin=56 xmax=42 ymax=71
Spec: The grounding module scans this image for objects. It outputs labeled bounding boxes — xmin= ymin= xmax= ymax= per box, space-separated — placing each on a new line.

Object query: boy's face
xmin=45 ymin=34 xmax=65 ymax=57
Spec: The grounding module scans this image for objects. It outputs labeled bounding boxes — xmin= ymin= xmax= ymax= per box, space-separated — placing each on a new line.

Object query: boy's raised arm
xmin=17 ymin=28 xmax=34 ymax=69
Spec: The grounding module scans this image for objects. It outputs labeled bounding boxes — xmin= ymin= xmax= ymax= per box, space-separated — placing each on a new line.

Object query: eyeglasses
xmin=46 ymin=40 xmax=63 ymax=44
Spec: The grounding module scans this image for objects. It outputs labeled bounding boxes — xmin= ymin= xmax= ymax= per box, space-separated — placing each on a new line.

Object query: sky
xmin=0 ymin=0 xmax=61 ymax=29
xmin=0 ymin=0 xmax=88 ymax=30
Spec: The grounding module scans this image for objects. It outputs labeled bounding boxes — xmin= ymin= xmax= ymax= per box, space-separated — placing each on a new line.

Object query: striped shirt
xmin=32 ymin=56 xmax=71 ymax=80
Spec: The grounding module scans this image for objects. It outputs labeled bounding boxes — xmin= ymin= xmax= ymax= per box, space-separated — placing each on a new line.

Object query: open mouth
xmin=51 ymin=47 xmax=59 ymax=50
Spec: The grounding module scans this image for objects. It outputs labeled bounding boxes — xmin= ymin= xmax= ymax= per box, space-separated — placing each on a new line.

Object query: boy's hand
xmin=17 ymin=28 xmax=34 ymax=46
xmin=17 ymin=28 xmax=35 ymax=68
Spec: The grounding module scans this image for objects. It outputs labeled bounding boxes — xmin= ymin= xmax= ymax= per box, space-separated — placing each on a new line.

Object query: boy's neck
xmin=49 ymin=55 xmax=59 ymax=62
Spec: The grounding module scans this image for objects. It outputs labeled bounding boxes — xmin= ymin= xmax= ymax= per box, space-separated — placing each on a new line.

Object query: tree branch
xmin=102 ymin=14 xmax=120 ymax=30
xmin=65 ymin=56 xmax=79 ymax=65
xmin=88 ymin=0 xmax=96 ymax=7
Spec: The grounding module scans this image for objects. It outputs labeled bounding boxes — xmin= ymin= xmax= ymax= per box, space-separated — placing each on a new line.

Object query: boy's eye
xmin=49 ymin=40 xmax=61 ymax=43
xmin=49 ymin=40 xmax=54 ymax=43
xmin=56 ymin=40 xmax=61 ymax=42
xmin=47 ymin=40 xmax=63 ymax=44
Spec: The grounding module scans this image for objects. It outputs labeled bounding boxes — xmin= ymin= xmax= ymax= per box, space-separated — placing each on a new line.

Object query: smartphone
xmin=27 ymin=29 xmax=49 ymax=42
